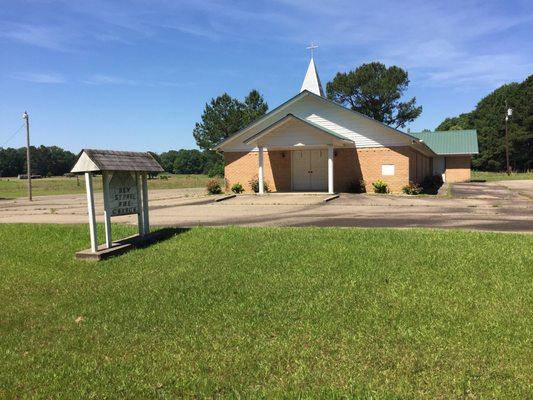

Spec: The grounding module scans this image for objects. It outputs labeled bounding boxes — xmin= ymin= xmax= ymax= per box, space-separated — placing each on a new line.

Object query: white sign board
xmin=108 ymin=172 xmax=139 ymax=216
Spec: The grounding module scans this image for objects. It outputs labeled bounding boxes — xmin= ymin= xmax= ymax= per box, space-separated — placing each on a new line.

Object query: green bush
xmin=421 ymin=175 xmax=444 ymax=194
xmin=347 ymin=179 xmax=366 ymax=193
xmin=249 ymin=177 xmax=270 ymax=193
xmin=159 ymin=174 xmax=170 ymax=180
xmin=206 ymin=179 xmax=222 ymax=195
xmin=231 ymin=183 xmax=244 ymax=194
xmin=207 ymin=163 xmax=224 ymax=178
xmin=372 ymin=179 xmax=389 ymax=194
xmin=402 ymin=181 xmax=422 ymax=195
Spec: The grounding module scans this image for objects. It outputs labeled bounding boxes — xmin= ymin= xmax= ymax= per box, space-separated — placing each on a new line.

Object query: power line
xmin=1 ymin=123 xmax=25 ymax=147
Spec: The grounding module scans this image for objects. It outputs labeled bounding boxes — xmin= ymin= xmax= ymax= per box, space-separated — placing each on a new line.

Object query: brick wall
xmin=332 ymin=148 xmax=361 ymax=192
xmin=351 ymin=147 xmax=411 ymax=193
xmin=224 ymin=150 xmax=291 ymax=192
xmin=408 ymin=149 xmax=432 ymax=184
xmin=445 ymin=156 xmax=471 ymax=182
xmin=334 ymin=147 xmax=434 ymax=192
xmin=224 ymin=146 xmax=433 ymax=193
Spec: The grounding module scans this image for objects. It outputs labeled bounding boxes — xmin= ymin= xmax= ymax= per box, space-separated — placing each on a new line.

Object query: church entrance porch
xmin=242 ymin=114 xmax=353 ymax=195
xmin=256 ymin=145 xmax=336 ymax=194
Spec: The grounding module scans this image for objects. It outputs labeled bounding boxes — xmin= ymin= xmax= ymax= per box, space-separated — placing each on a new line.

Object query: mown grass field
xmin=471 ymin=170 xmax=533 ymax=182
xmin=0 ymin=174 xmax=219 ymax=199
xmin=0 ymin=225 xmax=531 ymax=399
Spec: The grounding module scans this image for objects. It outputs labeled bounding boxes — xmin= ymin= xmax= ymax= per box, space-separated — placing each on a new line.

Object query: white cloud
xmin=11 ymin=72 xmax=66 ymax=84
xmin=83 ymin=74 xmax=139 ymax=85
xmin=424 ymin=54 xmax=533 ymax=88
xmin=0 ymin=23 xmax=77 ymax=52
xmin=82 ymin=74 xmax=196 ymax=87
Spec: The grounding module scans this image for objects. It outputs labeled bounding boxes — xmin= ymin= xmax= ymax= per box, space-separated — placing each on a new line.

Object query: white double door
xmin=292 ymin=149 xmax=328 ymax=191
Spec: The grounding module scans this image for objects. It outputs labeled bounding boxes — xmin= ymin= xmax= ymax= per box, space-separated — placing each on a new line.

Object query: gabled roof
xmin=214 ymin=90 xmax=435 ymax=156
xmin=303 ymin=90 xmax=426 ymax=145
xmin=409 ymin=130 xmax=479 ymax=155
xmin=71 ymin=149 xmax=164 ymax=173
xmin=244 ymin=113 xmax=353 ymax=145
xmin=214 ymin=90 xmax=309 ymax=150
xmin=300 ymin=58 xmax=325 ymax=97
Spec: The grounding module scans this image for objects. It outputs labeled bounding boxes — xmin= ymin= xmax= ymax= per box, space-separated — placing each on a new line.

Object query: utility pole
xmin=505 ymin=102 xmax=512 ymax=176
xmin=23 ymin=111 xmax=32 ymax=201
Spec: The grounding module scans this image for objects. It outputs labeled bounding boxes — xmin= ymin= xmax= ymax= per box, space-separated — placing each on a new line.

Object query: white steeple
xmin=300 ymin=57 xmax=325 ymax=97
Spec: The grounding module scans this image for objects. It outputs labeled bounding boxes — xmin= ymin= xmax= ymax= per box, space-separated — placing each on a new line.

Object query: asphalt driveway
xmin=1 ymin=181 xmax=532 ymax=233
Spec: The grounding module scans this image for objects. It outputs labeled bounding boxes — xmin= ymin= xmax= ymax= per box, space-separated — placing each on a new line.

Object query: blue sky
xmin=1 ymin=0 xmax=532 ymax=152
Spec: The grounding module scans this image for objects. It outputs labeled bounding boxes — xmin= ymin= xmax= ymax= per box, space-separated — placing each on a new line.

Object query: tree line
xmin=0 ymin=146 xmax=222 ymax=177
xmin=436 ymin=75 xmax=532 ymax=171
xmin=0 ymin=146 xmax=77 ymax=177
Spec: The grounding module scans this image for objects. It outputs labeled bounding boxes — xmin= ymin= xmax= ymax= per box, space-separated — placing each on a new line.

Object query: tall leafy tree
xmin=193 ymin=90 xmax=268 ymax=176
xmin=436 ymin=113 xmax=474 ymax=131
xmin=193 ymin=90 xmax=268 ymax=151
xmin=326 ymin=62 xmax=422 ymax=129
xmin=437 ymin=75 xmax=532 ymax=171
xmin=193 ymin=94 xmax=246 ymax=152
xmin=243 ymin=89 xmax=269 ymax=125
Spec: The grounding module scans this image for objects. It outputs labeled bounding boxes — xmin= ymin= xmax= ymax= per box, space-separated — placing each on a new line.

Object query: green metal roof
xmin=409 ymin=130 xmax=479 ymax=155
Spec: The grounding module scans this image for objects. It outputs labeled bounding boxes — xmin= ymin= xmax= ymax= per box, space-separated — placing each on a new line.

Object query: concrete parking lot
xmin=1 ymin=181 xmax=532 ymax=233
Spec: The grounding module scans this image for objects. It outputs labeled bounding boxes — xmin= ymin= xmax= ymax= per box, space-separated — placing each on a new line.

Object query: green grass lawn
xmin=471 ymin=170 xmax=533 ymax=182
xmin=1 ymin=225 xmax=531 ymax=399
xmin=0 ymin=174 xmax=219 ymax=199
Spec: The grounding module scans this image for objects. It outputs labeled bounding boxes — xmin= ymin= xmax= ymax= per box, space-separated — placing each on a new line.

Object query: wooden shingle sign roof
xmin=71 ymin=149 xmax=164 ymax=173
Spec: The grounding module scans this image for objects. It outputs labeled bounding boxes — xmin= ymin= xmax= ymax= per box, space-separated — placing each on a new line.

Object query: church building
xmin=215 ymin=58 xmax=478 ymax=194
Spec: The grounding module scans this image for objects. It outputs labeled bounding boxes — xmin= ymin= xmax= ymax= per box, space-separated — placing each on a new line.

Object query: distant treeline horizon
xmin=0 ymin=146 xmax=219 ymax=177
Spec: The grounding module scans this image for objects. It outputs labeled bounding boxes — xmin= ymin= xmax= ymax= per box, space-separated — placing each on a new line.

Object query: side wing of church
xmin=215 ymin=58 xmax=478 ymax=194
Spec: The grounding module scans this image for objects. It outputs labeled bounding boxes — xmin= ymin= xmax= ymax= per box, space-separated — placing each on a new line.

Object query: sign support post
xmin=84 ymin=172 xmax=98 ymax=253
xmin=141 ymin=172 xmax=150 ymax=234
xmin=102 ymin=171 xmax=113 ymax=249
xmin=135 ymin=172 xmax=144 ymax=236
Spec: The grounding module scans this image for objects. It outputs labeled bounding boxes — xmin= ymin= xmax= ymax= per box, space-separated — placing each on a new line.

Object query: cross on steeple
xmin=306 ymin=42 xmax=318 ymax=58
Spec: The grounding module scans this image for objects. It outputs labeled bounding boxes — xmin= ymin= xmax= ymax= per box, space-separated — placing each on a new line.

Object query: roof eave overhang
xmin=437 ymin=152 xmax=479 ymax=156
xmin=70 ymin=149 xmax=164 ymax=174
xmin=243 ymin=113 xmax=353 ymax=147
xmin=411 ymin=140 xmax=438 ymax=157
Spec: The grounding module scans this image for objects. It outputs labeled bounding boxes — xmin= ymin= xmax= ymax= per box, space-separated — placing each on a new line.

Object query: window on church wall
xmin=382 ymin=164 xmax=395 ymax=176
